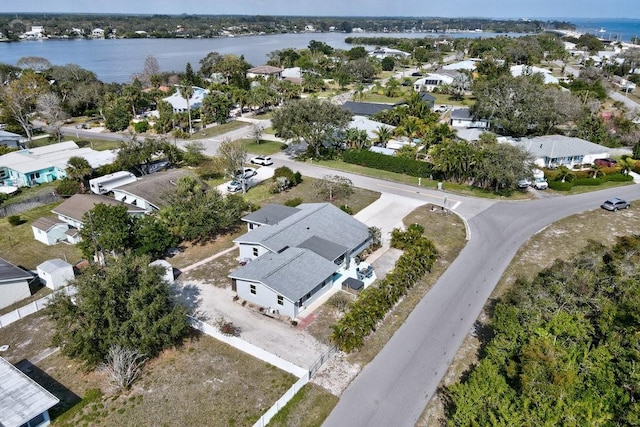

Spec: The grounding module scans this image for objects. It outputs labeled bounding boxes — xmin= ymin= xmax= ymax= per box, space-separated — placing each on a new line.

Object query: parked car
xmin=411 ymin=71 xmax=423 ymax=77
xmin=227 ymin=178 xmax=255 ymax=193
xmin=517 ymin=179 xmax=531 ymax=189
xmin=594 ymin=158 xmax=617 ymax=167
xmin=531 ymin=177 xmax=549 ymax=190
xmin=250 ymin=156 xmax=273 ymax=166
xmin=601 ymin=198 xmax=630 ymax=211
xmin=234 ymin=167 xmax=257 ymax=180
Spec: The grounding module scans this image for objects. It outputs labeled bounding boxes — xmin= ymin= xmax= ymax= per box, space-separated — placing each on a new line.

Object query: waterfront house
xmin=162 ymin=86 xmax=210 ymax=113
xmin=246 ymin=65 xmax=284 ymax=79
xmin=229 ymin=203 xmax=373 ymax=319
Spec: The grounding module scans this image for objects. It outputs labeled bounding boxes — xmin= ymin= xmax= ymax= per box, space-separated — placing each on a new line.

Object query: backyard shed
xmin=36 ymin=259 xmax=75 ymax=290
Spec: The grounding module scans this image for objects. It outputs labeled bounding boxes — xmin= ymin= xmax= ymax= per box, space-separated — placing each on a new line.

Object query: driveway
xmin=216 ymin=165 xmax=275 ymax=195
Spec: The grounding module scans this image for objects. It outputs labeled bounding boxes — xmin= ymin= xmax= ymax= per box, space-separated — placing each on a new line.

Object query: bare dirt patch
xmin=180 ymin=252 xmax=238 ymax=286
xmin=0 ymin=310 xmax=56 ymax=364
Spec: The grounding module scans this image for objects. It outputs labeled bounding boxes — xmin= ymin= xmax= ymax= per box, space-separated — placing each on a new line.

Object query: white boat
xmin=599 ymin=28 xmax=607 ymax=33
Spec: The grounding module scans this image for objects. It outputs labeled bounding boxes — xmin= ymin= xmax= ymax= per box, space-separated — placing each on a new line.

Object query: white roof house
xmin=348 ymin=116 xmax=395 ymax=139
xmin=0 ymin=141 xmax=117 ymax=188
xmin=510 ymin=65 xmax=559 ymax=85
xmin=37 ymin=258 xmax=75 ymax=290
xmin=506 ymin=135 xmax=610 ymax=168
xmin=0 ymin=357 xmax=59 ymax=427
xmin=89 ymin=171 xmax=137 ymax=195
xmin=442 ymin=59 xmax=480 ymax=71
xmin=414 ymin=73 xmax=455 ymax=92
xmin=162 ymin=86 xmax=210 ymax=113
xmin=369 ymin=47 xmax=411 ymax=59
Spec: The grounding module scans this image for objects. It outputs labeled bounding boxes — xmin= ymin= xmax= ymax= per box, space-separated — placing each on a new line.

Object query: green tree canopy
xmin=47 ymin=253 xmax=189 ymax=367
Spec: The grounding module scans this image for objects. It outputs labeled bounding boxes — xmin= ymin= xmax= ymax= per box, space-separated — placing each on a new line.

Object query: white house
xmin=414 ymin=73 xmax=455 ymax=92
xmin=0 ymin=257 xmax=33 ymax=310
xmin=51 ymin=194 xmax=145 ymax=233
xmin=31 ymin=217 xmax=69 ymax=246
xmin=0 ymin=357 xmax=59 ymax=427
xmin=348 ymin=115 xmax=395 ymax=140
xmin=91 ymin=28 xmax=105 ymax=38
xmin=246 ymin=65 xmax=283 ymax=80
xmin=89 ymin=171 xmax=137 ymax=195
xmin=369 ymin=47 xmax=410 ymax=60
xmin=229 ymin=203 xmax=373 ymax=319
xmin=161 ymin=86 xmax=210 ymax=113
xmin=510 ymin=65 xmax=559 ymax=85
xmin=37 ymin=259 xmax=74 ymax=290
xmin=506 ymin=135 xmax=611 ymax=168
xmin=442 ymin=59 xmax=480 ymax=71
xmin=450 ymin=108 xmax=490 ymax=129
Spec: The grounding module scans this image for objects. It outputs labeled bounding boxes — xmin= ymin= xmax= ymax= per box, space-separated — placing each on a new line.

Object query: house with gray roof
xmin=0 ymin=257 xmax=33 ymax=310
xmin=31 ymin=217 xmax=69 ymax=246
xmin=450 ymin=107 xmax=490 ymax=129
xmin=506 ymin=135 xmax=610 ymax=168
xmin=229 ymin=203 xmax=372 ymax=319
xmin=0 ymin=356 xmax=59 ymax=427
xmin=0 ymin=130 xmax=24 ymax=149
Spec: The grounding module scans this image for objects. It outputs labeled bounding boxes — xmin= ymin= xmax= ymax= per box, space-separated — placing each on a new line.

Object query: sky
xmin=1 ymin=0 xmax=638 ymax=19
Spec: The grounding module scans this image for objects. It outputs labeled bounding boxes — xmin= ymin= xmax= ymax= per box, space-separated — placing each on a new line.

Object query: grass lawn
xmin=359 ymin=93 xmax=406 ymax=104
xmin=0 ymin=202 xmax=83 ymax=270
xmin=266 ymin=383 xmax=339 ymax=427
xmin=75 ymin=138 xmax=121 ymax=151
xmin=241 ymin=176 xmax=381 ymax=215
xmin=168 ymin=229 xmax=245 ymax=270
xmin=191 ymin=120 xmax=250 ymax=139
xmin=239 ymin=139 xmax=287 ymax=156
xmin=312 ymin=159 xmax=532 ymax=200
xmin=431 ymin=92 xmax=475 ymax=107
xmin=418 ymin=204 xmax=640 ymax=425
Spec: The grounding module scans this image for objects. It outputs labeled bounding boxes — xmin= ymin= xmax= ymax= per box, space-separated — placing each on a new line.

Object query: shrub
xmin=342 ymin=149 xmax=434 ymax=178
xmin=7 ymin=215 xmax=22 ymax=226
xmin=328 ymin=292 xmax=352 ymax=312
xmin=603 ymin=173 xmax=634 ymax=182
xmin=56 ymin=179 xmax=81 ymax=197
xmin=273 ymin=166 xmax=302 ymax=190
xmin=572 ymin=177 xmax=603 ymax=186
xmin=134 ymin=120 xmax=149 ymax=133
xmin=548 ymin=181 xmax=572 ymax=191
xmin=284 ymin=197 xmax=303 ymax=207
xmin=340 ymin=204 xmax=354 ymax=215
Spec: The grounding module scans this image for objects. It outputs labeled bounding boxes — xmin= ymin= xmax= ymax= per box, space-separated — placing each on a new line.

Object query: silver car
xmin=601 ymin=198 xmax=630 ymax=211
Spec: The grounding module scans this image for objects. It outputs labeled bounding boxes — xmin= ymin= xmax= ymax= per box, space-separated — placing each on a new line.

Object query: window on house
xmin=277 ymin=295 xmax=284 ymax=305
xmin=252 ymin=247 xmax=259 ymax=257
xmin=250 ymin=284 xmax=256 ymax=295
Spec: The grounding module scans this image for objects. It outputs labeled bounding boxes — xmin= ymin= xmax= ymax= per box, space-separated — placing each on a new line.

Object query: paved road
xmin=323 ymin=184 xmax=639 ymax=426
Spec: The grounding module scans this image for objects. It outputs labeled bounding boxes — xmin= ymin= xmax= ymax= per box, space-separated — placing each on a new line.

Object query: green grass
xmin=239 ymin=139 xmax=287 ymax=156
xmin=75 ymin=139 xmax=121 ymax=151
xmin=431 ymin=92 xmax=476 ymax=107
xmin=359 ymin=93 xmax=405 ymax=104
xmin=0 ymin=202 xmax=83 ymax=269
xmin=191 ymin=120 xmax=250 ymax=139
xmin=266 ymin=383 xmax=338 ymax=427
xmin=312 ymin=159 xmax=528 ymax=200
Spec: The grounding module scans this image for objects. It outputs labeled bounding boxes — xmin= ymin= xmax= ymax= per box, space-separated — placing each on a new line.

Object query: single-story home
xmin=0 ymin=141 xmax=117 ymax=188
xmin=36 ymin=259 xmax=75 ymax=290
xmin=348 ymin=115 xmax=395 ymax=140
xmin=506 ymin=135 xmax=611 ymax=168
xmin=442 ymin=59 xmax=480 ymax=71
xmin=0 ymin=257 xmax=33 ymax=310
xmin=31 ymin=217 xmax=70 ymax=246
xmin=246 ymin=65 xmax=283 ymax=79
xmin=229 ymin=203 xmax=373 ymax=319
xmin=369 ymin=47 xmax=410 ymax=59
xmin=112 ymin=169 xmax=199 ymax=213
xmin=281 ymin=67 xmax=303 ymax=84
xmin=342 ymin=101 xmax=398 ymax=117
xmin=414 ymin=72 xmax=456 ymax=92
xmin=0 ymin=130 xmax=25 ymax=149
xmin=162 ymin=86 xmax=210 ymax=113
xmin=51 ymin=193 xmax=146 ymax=231
xmin=0 ymin=357 xmax=60 ymax=427
xmin=450 ymin=108 xmax=490 ymax=129
xmin=510 ymin=65 xmax=559 ymax=85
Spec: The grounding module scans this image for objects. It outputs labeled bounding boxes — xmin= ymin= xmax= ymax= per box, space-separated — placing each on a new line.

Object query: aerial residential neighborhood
xmin=0 ymin=6 xmax=639 ymax=427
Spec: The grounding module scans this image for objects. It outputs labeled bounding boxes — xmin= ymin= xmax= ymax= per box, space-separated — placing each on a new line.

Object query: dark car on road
xmin=601 ymin=198 xmax=630 ymax=211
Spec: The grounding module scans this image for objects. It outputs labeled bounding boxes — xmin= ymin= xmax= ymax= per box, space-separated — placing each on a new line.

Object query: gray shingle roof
xmin=229 ymin=247 xmax=337 ymax=302
xmin=297 ymin=235 xmax=347 ymax=262
xmin=511 ymin=135 xmax=610 ymax=159
xmin=235 ymin=203 xmax=370 ymax=254
xmin=342 ymin=101 xmax=397 ymax=116
xmin=0 ymin=357 xmax=60 ymax=427
xmin=113 ymin=169 xmax=199 ymax=210
xmin=0 ymin=257 xmax=32 ymax=284
xmin=242 ymin=204 xmax=300 ymax=226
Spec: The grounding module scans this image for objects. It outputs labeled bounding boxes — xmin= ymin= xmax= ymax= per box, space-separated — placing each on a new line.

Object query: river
xmin=0 ymin=31 xmax=525 ymax=83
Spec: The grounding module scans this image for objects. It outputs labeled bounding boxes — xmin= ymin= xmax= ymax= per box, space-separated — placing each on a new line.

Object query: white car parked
xmin=250 ymin=156 xmax=273 ymax=166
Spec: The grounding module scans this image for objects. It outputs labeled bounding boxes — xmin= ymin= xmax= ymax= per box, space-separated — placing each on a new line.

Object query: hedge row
xmin=330 ymin=224 xmax=438 ymax=353
xmin=342 ymin=149 xmax=434 ymax=177
xmin=550 ymin=173 xmax=633 ymax=191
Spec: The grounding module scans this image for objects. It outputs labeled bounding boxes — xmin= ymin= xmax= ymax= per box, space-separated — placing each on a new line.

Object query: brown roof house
xmin=246 ymin=65 xmax=283 ymax=79
xmin=112 ymin=168 xmax=201 ymax=213
xmin=51 ymin=194 xmax=145 ymax=244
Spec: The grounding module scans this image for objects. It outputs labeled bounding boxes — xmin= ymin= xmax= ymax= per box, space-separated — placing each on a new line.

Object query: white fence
xmin=252 ymin=375 xmax=309 ymax=427
xmin=0 ymin=286 xmax=76 ymax=328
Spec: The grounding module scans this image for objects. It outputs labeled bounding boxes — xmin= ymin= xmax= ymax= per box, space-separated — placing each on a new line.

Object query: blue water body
xmin=0 ymin=31 xmax=525 ymax=83
xmin=565 ymin=18 xmax=640 ymax=42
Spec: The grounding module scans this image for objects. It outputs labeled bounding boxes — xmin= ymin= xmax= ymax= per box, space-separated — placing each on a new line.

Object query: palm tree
xmin=180 ymin=81 xmax=194 ymax=135
xmin=618 ymin=157 xmax=636 ymax=175
xmin=555 ymin=165 xmax=574 ymax=183
xmin=353 ymin=83 xmax=365 ymax=102
xmin=66 ymin=156 xmax=92 ymax=190
xmin=232 ymin=88 xmax=249 ymax=117
xmin=384 ymin=78 xmax=401 ymax=98
xmin=374 ymin=126 xmax=393 ymax=148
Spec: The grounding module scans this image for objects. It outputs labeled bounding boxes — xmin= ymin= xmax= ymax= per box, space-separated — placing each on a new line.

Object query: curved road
xmin=322 ymin=183 xmax=639 ymax=426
